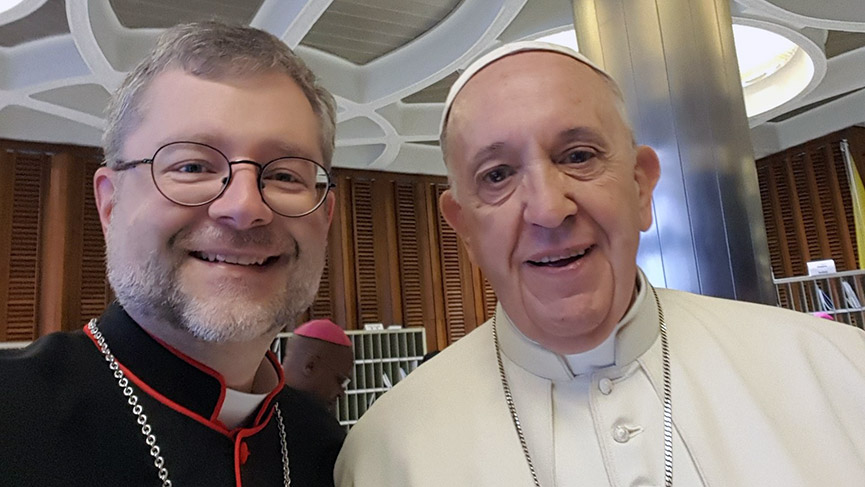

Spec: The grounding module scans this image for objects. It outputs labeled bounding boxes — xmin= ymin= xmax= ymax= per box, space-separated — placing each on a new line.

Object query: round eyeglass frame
xmin=114 ymin=141 xmax=335 ymax=218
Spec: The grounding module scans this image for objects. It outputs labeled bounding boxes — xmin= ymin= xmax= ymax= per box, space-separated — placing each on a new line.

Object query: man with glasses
xmin=283 ymin=319 xmax=354 ymax=414
xmin=1 ymin=21 xmax=343 ymax=486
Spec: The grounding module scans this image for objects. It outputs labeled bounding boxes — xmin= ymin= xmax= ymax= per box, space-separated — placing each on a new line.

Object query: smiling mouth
xmin=190 ymin=251 xmax=280 ymax=267
xmin=527 ymin=245 xmax=594 ymax=268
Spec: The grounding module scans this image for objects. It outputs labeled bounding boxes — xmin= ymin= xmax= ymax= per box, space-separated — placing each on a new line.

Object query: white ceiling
xmin=0 ymin=0 xmax=863 ymax=173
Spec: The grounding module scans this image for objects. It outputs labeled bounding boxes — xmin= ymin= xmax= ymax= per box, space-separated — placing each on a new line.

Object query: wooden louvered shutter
xmin=823 ymin=143 xmax=858 ymax=267
xmin=1 ymin=152 xmax=48 ymax=341
xmin=80 ymin=156 xmax=109 ymax=323
xmin=434 ymin=184 xmax=479 ymax=345
xmin=788 ymin=151 xmax=816 ymax=269
xmin=758 ymin=161 xmax=792 ymax=308
xmin=757 ymin=130 xmax=862 ymax=281
xmin=351 ymin=178 xmax=380 ymax=325
xmin=308 ymin=254 xmax=333 ymax=320
xmin=0 ymin=152 xmax=10 ymax=339
xmin=776 ymin=155 xmax=806 ymax=275
xmin=394 ymin=181 xmax=427 ymax=328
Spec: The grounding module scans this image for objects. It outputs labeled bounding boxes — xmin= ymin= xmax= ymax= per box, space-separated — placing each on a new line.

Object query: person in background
xmin=335 ymin=41 xmax=865 ymax=486
xmin=283 ymin=319 xmax=354 ymax=413
xmin=419 ymin=349 xmax=440 ymax=365
xmin=1 ymin=21 xmax=344 ymax=486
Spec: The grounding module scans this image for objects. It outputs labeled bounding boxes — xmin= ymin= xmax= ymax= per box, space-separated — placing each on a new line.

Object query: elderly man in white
xmin=335 ymin=41 xmax=865 ymax=487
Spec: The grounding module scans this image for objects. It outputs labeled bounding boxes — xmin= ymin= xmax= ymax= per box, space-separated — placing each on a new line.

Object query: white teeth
xmin=536 ymin=248 xmax=587 ymax=263
xmin=197 ymin=252 xmax=269 ymax=266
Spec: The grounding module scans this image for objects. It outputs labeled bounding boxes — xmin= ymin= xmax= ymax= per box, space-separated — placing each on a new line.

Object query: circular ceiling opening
xmin=534 ymin=29 xmax=579 ymax=52
xmin=534 ymin=23 xmax=821 ymax=120
xmin=0 ymin=0 xmax=24 ymax=16
xmin=733 ymin=25 xmax=799 ymax=88
xmin=732 ymin=23 xmax=818 ymax=118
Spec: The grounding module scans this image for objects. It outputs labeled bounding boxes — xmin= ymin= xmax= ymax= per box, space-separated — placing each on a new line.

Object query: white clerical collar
xmin=498 ymin=269 xmax=660 ymax=381
xmin=218 ymin=388 xmax=269 ymax=429
xmin=216 ymin=356 xmax=280 ymax=429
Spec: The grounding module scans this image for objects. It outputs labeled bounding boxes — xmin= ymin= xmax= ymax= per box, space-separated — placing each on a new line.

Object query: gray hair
xmin=103 ymin=21 xmax=337 ymax=169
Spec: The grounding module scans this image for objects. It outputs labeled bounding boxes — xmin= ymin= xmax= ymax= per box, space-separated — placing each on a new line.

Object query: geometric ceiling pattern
xmin=0 ymin=0 xmax=863 ymax=174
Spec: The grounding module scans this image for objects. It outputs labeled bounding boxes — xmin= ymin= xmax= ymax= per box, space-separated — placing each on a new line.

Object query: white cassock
xmin=335 ymin=270 xmax=865 ymax=486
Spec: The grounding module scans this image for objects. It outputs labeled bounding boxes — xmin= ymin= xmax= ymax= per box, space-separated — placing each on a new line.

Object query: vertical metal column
xmin=572 ymin=0 xmax=775 ymax=304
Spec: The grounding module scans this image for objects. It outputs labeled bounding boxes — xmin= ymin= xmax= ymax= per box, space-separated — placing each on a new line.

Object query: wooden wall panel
xmin=825 ymin=143 xmax=857 ymax=266
xmin=350 ymin=177 xmax=380 ymax=325
xmin=439 ymin=209 xmax=465 ymax=342
xmin=80 ymin=157 xmax=110 ymax=323
xmin=0 ymin=139 xmax=495 ymax=351
xmin=8 ymin=127 xmax=865 ymax=346
xmin=325 ymin=173 xmax=354 ymax=329
xmin=374 ymin=177 xmax=401 ymax=326
xmin=433 ymin=183 xmax=480 ymax=345
xmin=423 ymin=183 xmax=447 ymax=352
xmin=394 ymin=181 xmax=425 ymax=328
xmin=0 ymin=141 xmax=105 ymax=340
xmin=0 ymin=151 xmax=13 ymax=341
xmin=756 ymin=126 xmax=865 ymax=278
xmin=38 ymin=152 xmax=83 ymax=336
xmin=5 ymin=153 xmax=48 ymax=341
xmin=309 ymin=256 xmax=333 ymax=320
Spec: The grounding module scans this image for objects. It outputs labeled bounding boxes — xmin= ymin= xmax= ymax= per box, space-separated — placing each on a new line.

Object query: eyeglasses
xmin=114 ymin=141 xmax=335 ymax=218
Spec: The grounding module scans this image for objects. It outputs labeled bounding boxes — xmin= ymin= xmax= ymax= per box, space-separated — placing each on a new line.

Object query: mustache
xmin=169 ymin=225 xmax=298 ymax=257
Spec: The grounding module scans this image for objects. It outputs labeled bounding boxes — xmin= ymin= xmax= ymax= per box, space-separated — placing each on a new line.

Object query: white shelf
xmin=274 ymin=327 xmax=427 ymax=429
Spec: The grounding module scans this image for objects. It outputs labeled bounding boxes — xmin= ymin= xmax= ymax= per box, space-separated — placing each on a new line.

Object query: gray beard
xmin=105 ymin=219 xmax=324 ymax=343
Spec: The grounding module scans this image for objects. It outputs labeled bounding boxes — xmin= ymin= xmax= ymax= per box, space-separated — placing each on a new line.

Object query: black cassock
xmin=0 ymin=302 xmax=344 ymax=487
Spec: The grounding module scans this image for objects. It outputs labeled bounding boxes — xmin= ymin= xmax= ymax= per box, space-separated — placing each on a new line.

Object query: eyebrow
xmin=157 ymin=132 xmax=219 ymax=148
xmin=555 ymin=126 xmax=609 ymax=147
xmin=157 ymin=134 xmax=320 ymax=161
xmin=269 ymin=141 xmax=320 ymax=161
xmin=470 ymin=141 xmax=507 ymax=167
xmin=468 ymin=126 xmax=609 ymax=168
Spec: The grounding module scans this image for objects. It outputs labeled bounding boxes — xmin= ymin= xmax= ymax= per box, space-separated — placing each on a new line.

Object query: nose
xmin=207 ymin=164 xmax=273 ymax=229
xmin=521 ymin=162 xmax=578 ymax=228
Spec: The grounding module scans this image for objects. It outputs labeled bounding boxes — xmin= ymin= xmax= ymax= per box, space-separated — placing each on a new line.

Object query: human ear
xmin=302 ymin=359 xmax=317 ymax=377
xmin=634 ymin=146 xmax=661 ymax=231
xmin=440 ymin=188 xmax=477 ymax=263
xmin=93 ymin=167 xmax=117 ymax=236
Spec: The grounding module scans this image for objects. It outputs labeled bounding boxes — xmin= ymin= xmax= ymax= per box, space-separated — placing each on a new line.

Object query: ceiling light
xmin=733 ymin=25 xmax=799 ymax=87
xmin=732 ymin=21 xmax=820 ymax=119
xmin=534 ymin=29 xmax=579 ymax=52
xmin=536 ymin=23 xmax=819 ymax=120
xmin=0 ymin=0 xmax=24 ymax=16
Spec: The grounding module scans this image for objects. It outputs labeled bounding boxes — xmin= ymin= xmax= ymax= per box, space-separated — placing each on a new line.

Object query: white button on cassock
xmin=599 ymin=377 xmax=613 ymax=395
xmin=613 ymin=424 xmax=630 ymax=443
xmin=612 ymin=423 xmax=643 ymax=443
